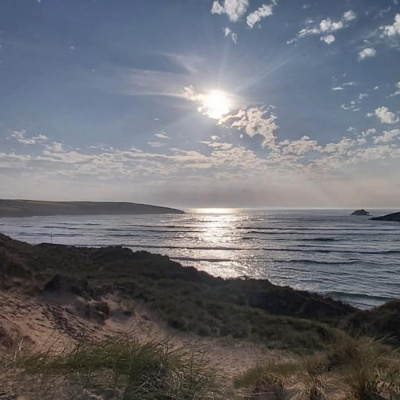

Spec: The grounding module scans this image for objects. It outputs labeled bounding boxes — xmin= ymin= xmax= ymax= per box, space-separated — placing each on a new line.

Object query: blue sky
xmin=0 ymin=0 xmax=399 ymax=207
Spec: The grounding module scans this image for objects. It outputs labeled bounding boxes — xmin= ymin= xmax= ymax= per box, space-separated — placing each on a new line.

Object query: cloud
xmin=359 ymin=128 xmax=376 ymax=138
xmin=331 ymin=86 xmax=344 ymax=91
xmin=280 ymin=136 xmax=321 ymax=155
xmin=10 ymin=130 xmax=49 ymax=145
xmin=182 ymin=85 xmax=202 ymax=103
xmin=323 ymin=138 xmax=356 ymax=154
xmin=320 ymin=34 xmax=335 ymax=44
xmin=107 ymin=68 xmax=189 ymax=98
xmin=44 ymin=142 xmax=67 ymax=153
xmin=220 ymin=106 xmax=279 ymax=148
xmin=223 ymin=27 xmax=238 ymax=44
xmin=289 ymin=10 xmax=356 ymax=44
xmin=390 ymin=81 xmax=400 ymax=97
xmin=246 ymin=4 xmax=274 ymax=29
xmin=381 ymin=13 xmax=400 ymax=37
xmin=343 ymin=10 xmax=357 ymax=21
xmin=147 ymin=141 xmax=165 ymax=148
xmin=358 ymin=47 xmax=376 ymax=60
xmin=375 ymin=106 xmax=399 ymax=124
xmin=3 ymin=125 xmax=400 ymax=208
xmin=211 ymin=0 xmax=249 ymax=22
xmin=155 ymin=132 xmax=170 ymax=140
xmin=374 ymin=129 xmax=400 ymax=143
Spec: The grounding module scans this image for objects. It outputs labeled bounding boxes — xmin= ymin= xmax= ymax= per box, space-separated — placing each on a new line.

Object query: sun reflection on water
xmin=182 ymin=208 xmax=253 ymax=277
xmin=189 ymin=208 xmax=239 ymax=214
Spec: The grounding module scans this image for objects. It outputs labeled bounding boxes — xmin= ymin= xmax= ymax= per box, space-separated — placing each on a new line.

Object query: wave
xmin=42 ymin=226 xmax=81 ymax=230
xmin=240 ymin=226 xmax=399 ymax=232
xmin=128 ymin=244 xmax=247 ymax=251
xmin=262 ymin=247 xmax=400 ymax=255
xmin=284 ymin=259 xmax=358 ymax=265
xmin=171 ymin=256 xmax=232 ymax=263
xmin=104 ymin=228 xmax=205 ymax=234
xmin=300 ymin=237 xmax=336 ymax=242
xmin=324 ymin=291 xmax=396 ymax=303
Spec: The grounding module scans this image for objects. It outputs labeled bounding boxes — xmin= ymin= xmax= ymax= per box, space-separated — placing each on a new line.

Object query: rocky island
xmin=0 ymin=199 xmax=184 ymax=218
xmin=351 ymin=209 xmax=370 ymax=216
xmin=371 ymin=211 xmax=400 ymax=222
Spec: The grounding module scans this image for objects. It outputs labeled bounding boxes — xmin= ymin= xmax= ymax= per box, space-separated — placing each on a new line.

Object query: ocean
xmin=1 ymin=208 xmax=399 ymax=310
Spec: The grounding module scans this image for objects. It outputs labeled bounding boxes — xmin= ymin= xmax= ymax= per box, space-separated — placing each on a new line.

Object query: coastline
xmin=0 ymin=199 xmax=185 ymax=218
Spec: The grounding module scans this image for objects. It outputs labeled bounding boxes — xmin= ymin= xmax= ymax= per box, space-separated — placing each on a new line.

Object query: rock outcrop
xmin=351 ymin=209 xmax=370 ymax=216
xmin=371 ymin=212 xmax=400 ymax=222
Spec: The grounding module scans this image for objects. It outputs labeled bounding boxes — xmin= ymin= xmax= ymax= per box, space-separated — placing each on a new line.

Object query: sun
xmin=202 ymin=90 xmax=231 ymax=119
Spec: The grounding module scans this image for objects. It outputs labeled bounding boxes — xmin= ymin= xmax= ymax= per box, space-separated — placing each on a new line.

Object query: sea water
xmin=1 ymin=208 xmax=399 ymax=309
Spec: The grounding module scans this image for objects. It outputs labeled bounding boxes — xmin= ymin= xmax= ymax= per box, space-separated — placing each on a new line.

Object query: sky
xmin=0 ymin=0 xmax=399 ymax=208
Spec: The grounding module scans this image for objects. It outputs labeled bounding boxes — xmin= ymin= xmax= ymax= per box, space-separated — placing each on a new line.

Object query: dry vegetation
xmin=1 ymin=232 xmax=400 ymax=399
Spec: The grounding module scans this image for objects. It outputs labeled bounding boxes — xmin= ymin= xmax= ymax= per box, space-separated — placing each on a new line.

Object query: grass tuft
xmin=17 ymin=335 xmax=228 ymax=399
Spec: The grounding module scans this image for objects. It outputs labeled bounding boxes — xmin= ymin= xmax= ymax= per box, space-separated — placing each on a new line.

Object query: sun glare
xmin=203 ymin=90 xmax=231 ymax=119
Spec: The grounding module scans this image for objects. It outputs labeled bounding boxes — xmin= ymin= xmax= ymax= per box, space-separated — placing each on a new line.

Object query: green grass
xmin=17 ymin=335 xmax=231 ymax=400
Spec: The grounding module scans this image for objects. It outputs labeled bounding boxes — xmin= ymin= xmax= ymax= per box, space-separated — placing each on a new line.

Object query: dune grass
xmin=15 ymin=335 xmax=231 ymax=400
xmin=234 ymin=335 xmax=400 ymax=400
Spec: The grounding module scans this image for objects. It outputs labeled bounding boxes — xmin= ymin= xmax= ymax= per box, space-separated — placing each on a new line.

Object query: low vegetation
xmin=235 ymin=335 xmax=400 ymax=399
xmin=6 ymin=335 xmax=229 ymax=399
xmin=1 ymin=233 xmax=400 ymax=399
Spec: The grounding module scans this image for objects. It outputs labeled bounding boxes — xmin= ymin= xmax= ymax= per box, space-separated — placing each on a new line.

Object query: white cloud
xmin=34 ymin=134 xmax=49 ymax=142
xmin=289 ymin=10 xmax=356 ymax=44
xmin=321 ymin=34 xmax=335 ymax=44
xmin=381 ymin=13 xmax=400 ymax=37
xmin=246 ymin=4 xmax=274 ymax=28
xmin=343 ymin=10 xmax=357 ymax=21
xmin=390 ymin=81 xmax=400 ymax=97
xmin=358 ymin=93 xmax=368 ymax=100
xmin=320 ymin=18 xmax=343 ymax=32
xmin=44 ymin=142 xmax=66 ymax=153
xmin=358 ymin=47 xmax=376 ymax=60
xmin=220 ymin=106 xmax=279 ymax=148
xmin=211 ymin=1 xmax=225 ymax=15
xmin=223 ymin=27 xmax=238 ymax=44
xmin=10 ymin=130 xmax=48 ymax=145
xmin=323 ymin=138 xmax=356 ymax=154
xmin=375 ymin=106 xmax=399 ymax=124
xmin=182 ymin=85 xmax=203 ymax=103
xmin=280 ymin=136 xmax=321 ymax=155
xmin=211 ymin=0 xmax=249 ymax=22
xmin=360 ymin=128 xmax=376 ymax=138
xmin=374 ymin=129 xmax=400 ymax=143
xmin=332 ymin=86 xmax=343 ymax=91
xmin=147 ymin=141 xmax=165 ymax=148
xmin=155 ymin=132 xmax=170 ymax=140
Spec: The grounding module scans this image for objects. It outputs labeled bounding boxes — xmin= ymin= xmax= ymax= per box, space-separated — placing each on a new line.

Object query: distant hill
xmin=0 ymin=199 xmax=184 ymax=218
